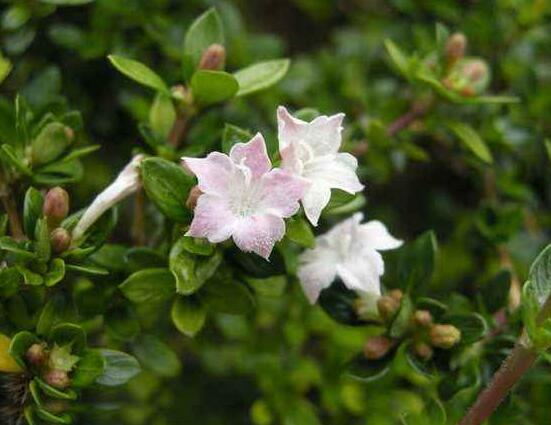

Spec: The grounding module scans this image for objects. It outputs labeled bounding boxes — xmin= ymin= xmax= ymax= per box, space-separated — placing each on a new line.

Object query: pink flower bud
xmin=445 ymin=33 xmax=467 ymax=62
xmin=363 ymin=336 xmax=393 ymax=360
xmin=377 ymin=295 xmax=400 ymax=321
xmin=26 ymin=343 xmax=48 ymax=366
xmin=50 ymin=228 xmax=72 ymax=254
xmin=44 ymin=369 xmax=71 ymax=389
xmin=43 ymin=187 xmax=70 ymax=228
xmin=413 ymin=310 xmax=433 ymax=327
xmin=413 ymin=342 xmax=433 ymax=361
xmin=199 ymin=44 xmax=226 ymax=70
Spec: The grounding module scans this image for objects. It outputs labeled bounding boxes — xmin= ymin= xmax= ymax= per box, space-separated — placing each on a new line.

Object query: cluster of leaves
xmin=0 ymin=1 xmax=550 ymax=425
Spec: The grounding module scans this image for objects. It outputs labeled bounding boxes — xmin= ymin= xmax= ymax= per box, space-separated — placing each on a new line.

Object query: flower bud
xmin=363 ymin=336 xmax=393 ymax=360
xmin=430 ymin=324 xmax=461 ymax=349
xmin=44 ymin=369 xmax=71 ymax=389
xmin=445 ymin=33 xmax=467 ymax=63
xmin=43 ymin=187 xmax=70 ymax=229
xmin=413 ymin=342 xmax=433 ymax=361
xmin=389 ymin=289 xmax=403 ymax=302
xmin=442 ymin=58 xmax=490 ymax=97
xmin=186 ymin=186 xmax=203 ymax=210
xmin=199 ymin=43 xmax=226 ymax=71
xmin=413 ymin=310 xmax=433 ymax=327
xmin=26 ymin=343 xmax=48 ymax=367
xmin=31 ymin=122 xmax=74 ymax=165
xmin=50 ymin=228 xmax=72 ymax=254
xmin=377 ymin=295 xmax=400 ymax=321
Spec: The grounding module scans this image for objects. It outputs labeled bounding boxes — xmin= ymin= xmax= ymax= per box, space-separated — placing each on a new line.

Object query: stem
xmin=131 ymin=187 xmax=146 ymax=246
xmin=168 ymin=112 xmax=188 ymax=148
xmin=457 ymin=343 xmax=537 ymax=425
xmin=387 ymin=101 xmax=431 ymax=137
xmin=0 ymin=185 xmax=24 ymax=240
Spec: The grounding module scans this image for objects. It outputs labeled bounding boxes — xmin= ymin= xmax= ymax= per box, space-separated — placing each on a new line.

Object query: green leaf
xmin=0 ymin=267 xmax=20 ymax=297
xmin=149 ymin=92 xmax=175 ymax=138
xmin=221 ymin=124 xmax=252 ymax=153
xmin=0 ymin=53 xmax=12 ymax=84
xmin=133 ymin=335 xmax=181 ymax=378
xmin=171 ymin=296 xmax=207 ymax=337
xmin=96 ymin=349 xmax=141 ymax=386
xmin=323 ymin=192 xmax=366 ymax=216
xmin=31 ymin=122 xmax=73 ymax=165
xmin=108 ymin=55 xmax=168 ymax=93
xmin=190 ymin=70 xmax=238 ymax=106
xmin=390 ymin=295 xmax=414 ymax=338
xmin=346 ymin=353 xmax=392 ymax=383
xmin=478 ymin=270 xmax=511 ymax=314
xmin=8 ymin=331 xmax=40 ymax=369
xmin=34 ymin=377 xmax=77 ymax=400
xmin=226 ymin=246 xmax=286 ymax=278
xmin=449 ymin=122 xmax=493 ymax=164
xmin=398 ymin=231 xmax=437 ymax=295
xmin=49 ymin=323 xmax=86 ymax=353
xmin=286 ymin=217 xmax=315 ymax=248
xmin=36 ymin=293 xmax=68 ymax=336
xmin=545 ymin=139 xmax=551 ymax=164
xmin=33 ymin=160 xmax=84 ymax=185
xmin=40 ymin=0 xmax=95 ymax=5
xmin=318 ymin=280 xmax=370 ymax=326
xmin=528 ymin=243 xmax=551 ymax=308
xmin=120 ymin=268 xmax=176 ymax=304
xmin=178 ymin=236 xmax=215 ymax=256
xmin=72 ymin=349 xmax=105 ymax=388
xmin=169 ymin=239 xmax=222 ymax=294
xmin=246 ymin=275 xmax=287 ymax=298
xmin=442 ymin=313 xmax=487 ymax=344
xmin=0 ymin=236 xmax=36 ymax=258
xmin=34 ymin=407 xmax=72 ymax=424
xmin=23 ymin=187 xmax=44 ymax=236
xmin=125 ymin=247 xmax=166 ymax=271
xmin=105 ymin=305 xmax=140 ymax=342
xmin=233 ymin=59 xmax=290 ymax=97
xmin=90 ymin=243 xmax=127 ymax=272
xmin=384 ymin=39 xmax=412 ymax=79
xmin=182 ymin=7 xmax=224 ymax=80
xmin=34 ymin=218 xmax=51 ymax=263
xmin=141 ymin=157 xmax=194 ymax=222
xmin=16 ymin=265 xmax=43 ymax=285
xmin=65 ymin=262 xmax=108 ymax=275
xmin=56 ymin=144 xmax=100 ymax=163
xmin=0 ymin=143 xmax=32 ymax=175
xmin=200 ymin=268 xmax=255 ymax=315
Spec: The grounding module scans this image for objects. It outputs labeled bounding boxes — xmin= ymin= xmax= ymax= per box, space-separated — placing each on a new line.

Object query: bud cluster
xmin=25 ymin=342 xmax=75 ymax=390
xmin=43 ymin=187 xmax=72 ymax=254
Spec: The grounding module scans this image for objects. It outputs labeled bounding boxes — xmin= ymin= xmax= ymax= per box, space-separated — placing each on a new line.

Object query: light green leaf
xmin=449 ymin=122 xmax=493 ymax=164
xmin=286 ymin=217 xmax=315 ymax=248
xmin=191 ymin=70 xmax=238 ymax=106
xmin=149 ymin=92 xmax=175 ymax=138
xmin=234 ymin=59 xmax=290 ymax=97
xmin=96 ymin=349 xmax=141 ymax=386
xmin=108 ymin=55 xmax=168 ymax=93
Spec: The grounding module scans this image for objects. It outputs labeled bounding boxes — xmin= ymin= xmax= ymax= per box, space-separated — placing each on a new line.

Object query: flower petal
xmin=302 ymin=182 xmax=332 ymax=226
xmin=277 ymin=106 xmax=307 ymax=151
xmin=229 ymin=133 xmax=271 ymax=178
xmin=359 ymin=221 xmax=403 ymax=251
xmin=337 ymin=250 xmax=383 ymax=296
xmin=232 ymin=214 xmax=285 ymax=259
xmin=183 ymin=152 xmax=233 ymax=196
xmin=260 ymin=169 xmax=309 ymax=217
xmin=303 ymin=152 xmax=364 ymax=194
xmin=186 ymin=194 xmax=236 ymax=243
xmin=297 ymin=242 xmax=339 ymax=304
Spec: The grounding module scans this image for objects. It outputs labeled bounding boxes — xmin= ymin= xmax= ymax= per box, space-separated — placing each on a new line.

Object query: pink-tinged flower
xmin=72 ymin=155 xmax=144 ymax=242
xmin=297 ymin=213 xmax=402 ymax=304
xmin=182 ymin=134 xmax=308 ymax=259
xmin=277 ymin=106 xmax=364 ymax=226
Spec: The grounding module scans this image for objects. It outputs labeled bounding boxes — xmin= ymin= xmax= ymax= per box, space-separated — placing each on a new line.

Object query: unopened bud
xmin=388 ymin=289 xmax=403 ymax=303
xmin=186 ymin=186 xmax=203 ymax=210
xmin=50 ymin=228 xmax=71 ymax=254
xmin=363 ymin=336 xmax=393 ymax=360
xmin=430 ymin=324 xmax=461 ymax=349
xmin=413 ymin=310 xmax=433 ymax=327
xmin=26 ymin=343 xmax=48 ymax=366
xmin=443 ymin=58 xmax=490 ymax=96
xmin=445 ymin=33 xmax=467 ymax=62
xmin=199 ymin=43 xmax=226 ymax=71
xmin=43 ymin=187 xmax=70 ymax=228
xmin=44 ymin=369 xmax=70 ymax=389
xmin=31 ymin=122 xmax=74 ymax=165
xmin=377 ymin=296 xmax=400 ymax=321
xmin=413 ymin=342 xmax=433 ymax=361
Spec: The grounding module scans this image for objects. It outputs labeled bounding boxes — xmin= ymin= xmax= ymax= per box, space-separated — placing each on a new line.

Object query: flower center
xmin=228 ymin=165 xmax=262 ymax=218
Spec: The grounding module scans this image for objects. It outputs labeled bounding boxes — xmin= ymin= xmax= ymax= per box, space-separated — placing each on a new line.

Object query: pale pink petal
xmin=232 ymin=214 xmax=285 ymax=259
xmin=183 ymin=152 xmax=233 ymax=196
xmin=302 ymin=183 xmax=331 ymax=226
xmin=280 ymin=141 xmax=304 ymax=175
xmin=298 ymin=243 xmax=339 ymax=304
xmin=303 ymin=153 xmax=364 ymax=194
xmin=277 ymin=106 xmax=307 ymax=150
xmin=303 ymin=113 xmax=345 ymax=155
xmin=337 ymin=250 xmax=383 ymax=296
xmin=259 ymin=169 xmax=309 ymax=217
xmin=186 ymin=195 xmax=236 ymax=243
xmin=229 ymin=133 xmax=271 ymax=178
xmin=359 ymin=221 xmax=403 ymax=251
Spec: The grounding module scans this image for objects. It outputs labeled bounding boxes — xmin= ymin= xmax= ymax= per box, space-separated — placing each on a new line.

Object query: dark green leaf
xmin=171 ymin=296 xmax=207 ymax=337
xmin=71 ymin=349 xmax=105 ymax=388
xmin=286 ymin=217 xmax=315 ymax=248
xmin=23 ymin=187 xmax=44 ymax=236
xmin=221 ymin=123 xmax=252 ymax=153
xmin=119 ymin=268 xmax=175 ymax=304
xmin=133 ymin=335 xmax=181 ymax=378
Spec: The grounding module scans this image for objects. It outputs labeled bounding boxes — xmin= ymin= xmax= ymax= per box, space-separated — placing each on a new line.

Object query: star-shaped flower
xmin=277 ymin=106 xmax=364 ymax=226
xmin=183 ymin=134 xmax=308 ymax=259
xmin=297 ymin=213 xmax=402 ymax=304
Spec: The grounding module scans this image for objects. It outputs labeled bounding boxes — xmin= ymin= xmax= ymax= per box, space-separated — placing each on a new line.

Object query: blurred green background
xmin=1 ymin=0 xmax=550 ymax=424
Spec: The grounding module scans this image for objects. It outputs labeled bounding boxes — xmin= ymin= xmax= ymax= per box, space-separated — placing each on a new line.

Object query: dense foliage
xmin=0 ymin=1 xmax=550 ymax=424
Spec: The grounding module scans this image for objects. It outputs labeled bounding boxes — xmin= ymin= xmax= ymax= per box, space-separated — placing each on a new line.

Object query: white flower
xmin=277 ymin=106 xmax=364 ymax=226
xmin=297 ymin=213 xmax=402 ymax=304
xmin=72 ymin=155 xmax=144 ymax=241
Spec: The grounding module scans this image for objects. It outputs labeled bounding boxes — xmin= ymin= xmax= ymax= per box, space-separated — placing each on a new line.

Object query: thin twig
xmin=131 ymin=187 xmax=146 ymax=246
xmin=0 ymin=186 xmax=24 ymax=240
xmin=387 ymin=101 xmax=431 ymax=137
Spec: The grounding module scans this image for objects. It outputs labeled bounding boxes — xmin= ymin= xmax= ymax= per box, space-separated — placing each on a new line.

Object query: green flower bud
xmin=26 ymin=343 xmax=48 ymax=367
xmin=445 ymin=33 xmax=467 ymax=63
xmin=430 ymin=324 xmax=461 ymax=349
xmin=43 ymin=187 xmax=70 ymax=228
xmin=199 ymin=43 xmax=226 ymax=71
xmin=31 ymin=122 xmax=74 ymax=165
xmin=50 ymin=227 xmax=72 ymax=254
xmin=363 ymin=336 xmax=393 ymax=360
xmin=442 ymin=58 xmax=490 ymax=97
xmin=44 ymin=369 xmax=71 ymax=389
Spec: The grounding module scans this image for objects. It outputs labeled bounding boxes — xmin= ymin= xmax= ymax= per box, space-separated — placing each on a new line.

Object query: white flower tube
xmin=72 ymin=155 xmax=144 ymax=242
